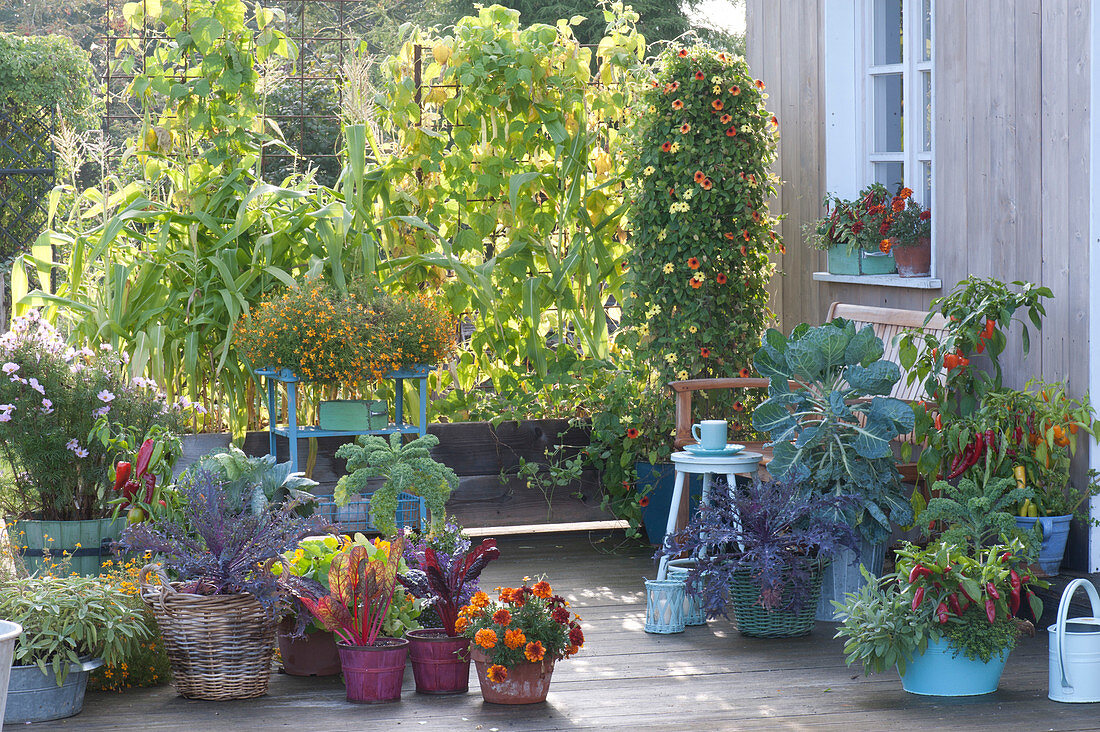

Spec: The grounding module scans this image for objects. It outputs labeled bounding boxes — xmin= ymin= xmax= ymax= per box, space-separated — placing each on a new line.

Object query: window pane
xmin=922 ymin=71 xmax=932 ymax=151
xmin=922 ymin=161 xmax=932 ymax=207
xmin=873 ymin=0 xmax=903 ymax=65
xmin=873 ymin=73 xmax=904 ymax=152
xmin=922 ymin=0 xmax=932 ymax=62
xmin=873 ymin=162 xmax=905 ymax=193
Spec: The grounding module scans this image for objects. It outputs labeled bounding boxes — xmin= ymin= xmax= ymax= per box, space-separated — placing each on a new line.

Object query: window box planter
xmin=826 ymin=245 xmax=897 ymax=275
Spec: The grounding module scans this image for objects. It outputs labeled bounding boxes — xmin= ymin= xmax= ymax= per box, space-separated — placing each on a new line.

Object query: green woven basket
xmin=729 ymin=558 xmax=827 ymax=638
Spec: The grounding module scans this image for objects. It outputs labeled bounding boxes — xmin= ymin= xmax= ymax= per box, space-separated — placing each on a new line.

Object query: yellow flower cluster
xmin=89 ymin=556 xmax=170 ymax=692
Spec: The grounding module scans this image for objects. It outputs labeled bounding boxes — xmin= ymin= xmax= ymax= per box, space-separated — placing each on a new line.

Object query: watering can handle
xmin=1057 ymin=578 xmax=1100 ymax=693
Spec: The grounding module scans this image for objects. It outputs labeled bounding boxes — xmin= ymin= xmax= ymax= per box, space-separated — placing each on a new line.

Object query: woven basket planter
xmin=729 ymin=558 xmax=827 ymax=638
xmin=139 ymin=565 xmax=277 ymax=700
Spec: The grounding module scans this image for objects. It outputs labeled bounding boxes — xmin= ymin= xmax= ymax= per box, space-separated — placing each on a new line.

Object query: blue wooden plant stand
xmin=255 ymin=365 xmax=431 ymax=475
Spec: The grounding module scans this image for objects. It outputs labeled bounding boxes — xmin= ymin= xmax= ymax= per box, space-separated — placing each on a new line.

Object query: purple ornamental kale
xmin=121 ymin=469 xmax=326 ymax=615
xmin=658 ymin=475 xmax=859 ymax=616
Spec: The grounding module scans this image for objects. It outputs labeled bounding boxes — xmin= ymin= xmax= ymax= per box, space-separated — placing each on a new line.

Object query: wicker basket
xmin=729 ymin=558 xmax=827 ymax=638
xmin=139 ymin=565 xmax=277 ymax=700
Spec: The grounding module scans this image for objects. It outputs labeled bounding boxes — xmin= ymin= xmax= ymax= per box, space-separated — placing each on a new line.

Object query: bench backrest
xmin=826 ymin=302 xmax=948 ymax=402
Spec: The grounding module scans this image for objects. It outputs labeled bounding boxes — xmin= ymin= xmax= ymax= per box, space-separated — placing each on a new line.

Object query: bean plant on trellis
xmin=372 ymin=4 xmax=647 ymax=398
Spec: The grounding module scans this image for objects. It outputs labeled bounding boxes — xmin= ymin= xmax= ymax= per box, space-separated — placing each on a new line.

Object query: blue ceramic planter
xmin=1014 ymin=515 xmax=1073 ymax=576
xmin=635 ymin=462 xmax=701 ymax=546
xmin=899 ymin=637 xmax=1008 ymax=696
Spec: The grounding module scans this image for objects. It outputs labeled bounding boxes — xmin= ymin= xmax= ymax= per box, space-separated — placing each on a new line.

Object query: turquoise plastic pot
xmin=1015 ymin=515 xmax=1073 ymax=575
xmin=899 ymin=637 xmax=1009 ymax=696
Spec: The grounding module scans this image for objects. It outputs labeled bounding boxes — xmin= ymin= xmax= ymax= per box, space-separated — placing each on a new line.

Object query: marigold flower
xmin=899 ymin=187 xmax=913 ymax=199
xmin=486 ymin=664 xmax=508 ymax=683
xmin=700 ymin=347 xmax=710 ymax=358
xmin=716 ymin=273 xmax=728 ymax=284
xmin=702 ymin=178 xmax=713 ymax=190
xmin=525 ymin=641 xmax=546 ymax=663
xmin=712 ymin=99 xmax=723 ymax=111
xmin=739 ymin=367 xmax=752 ymax=378
xmin=639 ymin=496 xmax=650 ymax=507
xmin=689 ymin=278 xmax=702 ymax=289
xmin=475 ymin=628 xmax=498 ymax=649
xmin=504 ymin=629 xmax=526 ymax=649
xmin=730 ymin=85 xmax=741 ymax=95
xmin=493 ymin=608 xmax=512 ymax=625
xmin=471 ymin=591 xmax=490 ymax=608
xmin=672 ymin=99 xmax=684 ymax=110
xmin=569 ymin=625 xmax=584 ymax=647
xmin=726 ymin=126 xmax=737 ymax=137
xmin=455 ymin=616 xmax=470 ymax=633
xmin=919 ymin=210 xmax=931 ymax=221
xmin=532 ymin=580 xmax=552 ymax=599
xmin=626 ymin=428 xmax=640 ymax=439
xmin=687 ymin=257 xmax=700 ymax=269
xmin=661 ymin=141 xmax=672 ymax=152
xmin=879 ymin=238 xmax=893 ymax=254
xmin=891 ymin=197 xmax=905 ymax=212
xmin=679 ymin=123 xmax=691 ymax=134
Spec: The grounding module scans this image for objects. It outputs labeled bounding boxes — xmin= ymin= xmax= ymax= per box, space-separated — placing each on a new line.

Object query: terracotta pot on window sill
xmin=891 ymin=236 xmax=931 ymax=277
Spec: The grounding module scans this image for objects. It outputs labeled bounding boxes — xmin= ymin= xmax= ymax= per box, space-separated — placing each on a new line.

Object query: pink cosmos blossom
xmin=97 ymin=389 xmax=115 ymax=403
xmin=1 ymin=362 xmax=17 ymax=375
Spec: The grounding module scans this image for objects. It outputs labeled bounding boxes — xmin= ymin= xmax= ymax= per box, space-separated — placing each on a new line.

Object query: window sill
xmin=812 ymin=272 xmax=942 ymax=290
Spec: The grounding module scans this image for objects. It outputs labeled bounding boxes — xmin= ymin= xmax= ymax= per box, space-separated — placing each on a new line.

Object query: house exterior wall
xmin=747 ymin=0 xmax=1093 ymax=568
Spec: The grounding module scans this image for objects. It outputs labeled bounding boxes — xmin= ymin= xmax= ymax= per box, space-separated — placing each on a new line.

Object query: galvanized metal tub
xmin=4 ymin=657 xmax=103 ymax=724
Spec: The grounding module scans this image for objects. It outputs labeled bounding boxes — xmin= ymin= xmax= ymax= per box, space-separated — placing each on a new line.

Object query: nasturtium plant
xmin=752 ymin=320 xmax=915 ymax=544
xmin=622 ymin=44 xmax=783 ymax=386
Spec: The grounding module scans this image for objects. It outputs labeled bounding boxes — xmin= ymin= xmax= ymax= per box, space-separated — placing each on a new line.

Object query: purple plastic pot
xmin=337 ymin=639 xmax=409 ymax=704
xmin=406 ymin=628 xmax=471 ymax=695
xmin=277 ymin=625 xmax=342 ymax=677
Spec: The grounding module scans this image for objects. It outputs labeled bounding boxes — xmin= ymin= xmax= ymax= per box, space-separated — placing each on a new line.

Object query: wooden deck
xmin=36 ymin=533 xmax=1100 ymax=731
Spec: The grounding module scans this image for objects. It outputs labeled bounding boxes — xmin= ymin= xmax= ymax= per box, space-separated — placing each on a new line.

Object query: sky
xmin=691 ymin=0 xmax=746 ymax=36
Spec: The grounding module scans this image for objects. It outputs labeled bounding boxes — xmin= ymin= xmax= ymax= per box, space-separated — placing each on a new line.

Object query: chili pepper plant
xmin=834 ymin=538 xmax=1047 ymax=675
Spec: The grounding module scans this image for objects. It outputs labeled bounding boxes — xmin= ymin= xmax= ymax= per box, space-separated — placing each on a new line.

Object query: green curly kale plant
xmin=335 ymin=433 xmax=457 ymax=535
xmin=918 ymin=475 xmax=1036 ymax=556
xmin=752 ymin=320 xmax=915 ymax=543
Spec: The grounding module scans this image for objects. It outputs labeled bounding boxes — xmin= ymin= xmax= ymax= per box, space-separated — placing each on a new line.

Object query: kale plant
xmin=752 ymin=320 xmax=915 ymax=543
xmin=184 ymin=446 xmax=318 ymax=516
xmin=121 ymin=470 xmax=325 ymax=614
xmin=659 ymin=475 xmax=858 ymax=616
xmin=918 ymin=475 xmax=1037 ymax=556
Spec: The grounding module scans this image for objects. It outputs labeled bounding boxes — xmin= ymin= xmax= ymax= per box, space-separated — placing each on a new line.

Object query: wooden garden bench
xmin=670 ymin=302 xmax=949 ymax=462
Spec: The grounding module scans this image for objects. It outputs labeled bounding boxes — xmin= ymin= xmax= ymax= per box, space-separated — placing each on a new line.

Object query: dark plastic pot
xmin=471 ymin=646 xmax=555 ymax=704
xmin=406 ymin=628 xmax=470 ymax=694
xmin=337 ymin=639 xmax=408 ymax=704
xmin=277 ymin=624 xmax=342 ymax=677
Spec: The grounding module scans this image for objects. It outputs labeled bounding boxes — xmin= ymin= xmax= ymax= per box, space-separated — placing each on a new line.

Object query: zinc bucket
xmin=1048 ymin=578 xmax=1100 ymax=703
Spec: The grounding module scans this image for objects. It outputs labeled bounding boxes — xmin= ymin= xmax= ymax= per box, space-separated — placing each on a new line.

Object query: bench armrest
xmin=670 ymin=377 xmax=793 ymax=448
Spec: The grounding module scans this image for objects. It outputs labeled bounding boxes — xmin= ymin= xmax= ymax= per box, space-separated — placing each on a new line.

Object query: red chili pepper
xmin=999 ymin=552 xmax=1012 ymax=562
xmin=1009 ymin=569 xmax=1021 ymax=590
xmin=114 ymin=462 xmax=132 ymax=492
xmin=1009 ymin=587 xmax=1021 ymax=616
xmin=1014 ymin=426 xmax=1023 ymax=444
xmin=983 ymin=318 xmax=995 ymax=339
xmin=908 ymin=565 xmax=932 ymax=584
xmin=948 ymin=593 xmax=962 ymax=616
xmin=937 ymin=602 xmax=949 ymax=624
xmin=144 ymin=473 xmax=157 ymax=504
xmin=986 ymin=582 xmax=1000 ymax=600
xmin=985 ymin=598 xmax=997 ymax=623
xmin=911 ymin=587 xmax=925 ymax=611
xmin=985 ymin=429 xmax=996 ymax=452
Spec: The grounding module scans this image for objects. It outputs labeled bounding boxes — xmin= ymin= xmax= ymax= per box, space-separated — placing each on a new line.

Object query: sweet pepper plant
xmin=622 ymin=43 xmax=782 ymax=386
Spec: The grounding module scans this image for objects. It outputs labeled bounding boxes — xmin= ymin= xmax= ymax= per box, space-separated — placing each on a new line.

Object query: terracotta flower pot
xmin=406 ymin=628 xmax=470 ymax=694
xmin=470 ymin=646 xmax=555 ymax=704
xmin=892 ymin=236 xmax=931 ymax=277
xmin=277 ymin=623 xmax=342 ymax=677
xmin=337 ymin=639 xmax=408 ymax=704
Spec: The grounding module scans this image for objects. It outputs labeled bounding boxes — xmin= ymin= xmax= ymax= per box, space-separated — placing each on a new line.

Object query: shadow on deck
xmin=33 ymin=533 xmax=1099 ymax=731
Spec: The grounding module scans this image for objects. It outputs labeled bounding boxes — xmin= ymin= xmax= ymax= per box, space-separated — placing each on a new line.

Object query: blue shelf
xmin=270 ymin=424 xmax=423 ymax=439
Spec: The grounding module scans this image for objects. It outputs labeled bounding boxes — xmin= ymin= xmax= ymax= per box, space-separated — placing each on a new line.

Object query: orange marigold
xmin=524 ymin=641 xmax=546 ymax=663
xmin=504 ymin=629 xmax=527 ymax=649
xmin=492 ymin=608 xmax=512 ymax=626
xmin=486 ymin=664 xmax=508 ymax=683
xmin=475 ymin=628 xmax=498 ymax=649
xmin=532 ymin=580 xmax=552 ymax=599
xmin=455 ymin=616 xmax=470 ymax=633
xmin=471 ymin=591 xmax=490 ymax=608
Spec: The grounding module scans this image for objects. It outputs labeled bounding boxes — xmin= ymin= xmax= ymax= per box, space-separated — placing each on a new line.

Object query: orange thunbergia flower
xmin=739 ymin=367 xmax=752 ymax=378
xmin=475 ymin=629 xmax=498 ymax=649
xmin=716 ymin=273 xmax=728 ymax=284
xmin=720 ymin=113 xmax=732 ymax=124
xmin=694 ymin=70 xmax=705 ymax=80
xmin=717 ymin=52 xmax=729 ymax=62
xmin=678 ymin=49 xmax=688 ymax=57
xmin=743 ymin=230 xmax=751 ymax=241
xmin=504 ymin=629 xmax=527 ymax=649
xmin=687 ymin=257 xmax=700 ymax=269
xmin=661 ymin=141 xmax=673 ymax=152
xmin=486 ymin=665 xmax=508 ymax=683
xmin=771 ymin=115 xmax=779 ymax=126
xmin=626 ymin=428 xmax=640 ymax=438
xmin=700 ymin=347 xmax=710 ymax=358
xmin=525 ymin=641 xmax=546 ymax=663
xmin=639 ymin=496 xmax=650 ymax=507
xmin=693 ymin=170 xmax=705 ymax=183
xmin=726 ymin=126 xmax=737 ymax=137
xmin=740 ymin=245 xmax=748 ymax=256
xmin=724 ymin=232 xmax=736 ymax=240
xmin=712 ymin=99 xmax=723 ymax=111
xmin=755 ymin=79 xmax=765 ymax=89
xmin=733 ymin=401 xmax=745 ymax=412
xmin=492 ymin=608 xmax=512 ymax=625
xmin=679 ymin=123 xmax=691 ymax=134
xmin=779 ymin=243 xmax=787 ymax=254
xmin=701 ymin=178 xmax=713 ymax=190
xmin=672 ymin=99 xmax=684 ymax=110
xmin=730 ymin=85 xmax=741 ymax=95
xmin=532 ymin=580 xmax=552 ymax=599
xmin=689 ymin=278 xmax=702 ymax=289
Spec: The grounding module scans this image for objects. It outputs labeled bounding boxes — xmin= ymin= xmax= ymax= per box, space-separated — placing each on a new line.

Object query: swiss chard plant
xmin=751 ymin=320 xmax=915 ymax=544
xmin=282 ymin=536 xmax=408 ymax=647
xmin=335 ymin=433 xmax=457 ymax=535
xmin=398 ymin=538 xmax=500 ymax=636
xmin=658 ymin=475 xmax=858 ymax=616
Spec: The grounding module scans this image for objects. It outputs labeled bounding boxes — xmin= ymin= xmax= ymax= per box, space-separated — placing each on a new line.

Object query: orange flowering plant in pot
xmin=459 ymin=579 xmax=584 ymax=704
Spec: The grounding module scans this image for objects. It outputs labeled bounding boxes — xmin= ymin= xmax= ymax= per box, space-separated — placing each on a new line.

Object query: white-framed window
xmin=865 ymin=0 xmax=933 ymax=206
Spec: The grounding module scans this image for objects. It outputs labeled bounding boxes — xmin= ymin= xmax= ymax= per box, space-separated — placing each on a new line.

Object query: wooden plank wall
xmin=746 ymin=0 xmax=1092 ymax=567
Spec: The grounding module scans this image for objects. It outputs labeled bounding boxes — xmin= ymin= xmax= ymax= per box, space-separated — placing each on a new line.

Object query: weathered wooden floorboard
xmin=36 ymin=533 xmax=1100 ymax=731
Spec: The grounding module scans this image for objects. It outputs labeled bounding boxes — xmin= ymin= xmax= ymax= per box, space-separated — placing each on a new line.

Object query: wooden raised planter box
xmin=241 ymin=419 xmax=612 ymax=530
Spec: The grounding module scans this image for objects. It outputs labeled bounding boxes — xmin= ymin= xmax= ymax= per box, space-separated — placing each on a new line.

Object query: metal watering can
xmin=1049 ymin=578 xmax=1100 ymax=702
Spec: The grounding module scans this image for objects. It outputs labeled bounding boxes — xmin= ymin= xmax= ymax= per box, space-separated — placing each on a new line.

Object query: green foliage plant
xmin=919 ymin=475 xmax=1035 ymax=555
xmin=335 ymin=433 xmax=457 ymax=535
xmin=623 ymin=42 xmax=782 ymax=387
xmin=806 ymin=184 xmax=928 ymax=254
xmin=0 ymin=573 xmax=153 ymax=684
xmin=752 ymin=320 xmax=915 ymax=544
xmin=834 ymin=538 xmax=1045 ymax=675
xmin=185 ymin=445 xmax=319 ymax=517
